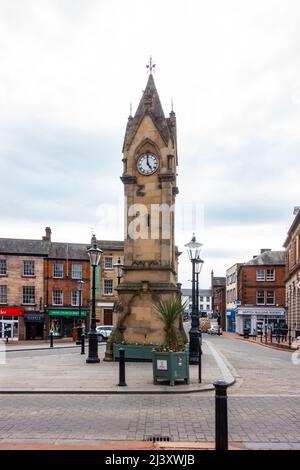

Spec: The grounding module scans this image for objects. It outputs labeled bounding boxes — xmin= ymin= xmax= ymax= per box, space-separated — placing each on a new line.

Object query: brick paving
xmin=0 ymin=341 xmax=226 ymax=392
xmin=0 ymin=334 xmax=300 ymax=449
xmin=0 ymin=394 xmax=299 ymax=447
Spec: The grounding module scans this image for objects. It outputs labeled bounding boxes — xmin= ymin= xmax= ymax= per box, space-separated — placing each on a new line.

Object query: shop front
xmin=48 ymin=310 xmax=88 ymax=338
xmin=24 ymin=312 xmax=45 ymax=340
xmin=0 ymin=307 xmax=25 ymax=341
xmin=236 ymin=307 xmax=286 ymax=336
xmin=226 ymin=310 xmax=236 ymax=333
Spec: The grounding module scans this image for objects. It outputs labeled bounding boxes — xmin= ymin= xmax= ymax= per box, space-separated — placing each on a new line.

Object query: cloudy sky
xmin=0 ymin=0 xmax=299 ymax=288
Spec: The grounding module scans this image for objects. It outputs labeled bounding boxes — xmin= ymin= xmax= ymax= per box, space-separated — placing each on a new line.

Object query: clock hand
xmin=146 ymin=154 xmax=152 ymax=169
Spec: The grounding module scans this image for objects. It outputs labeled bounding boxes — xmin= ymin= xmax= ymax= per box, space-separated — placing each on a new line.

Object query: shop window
xmin=256 ymin=269 xmax=265 ymax=281
xmin=256 ymin=291 xmax=265 ymax=305
xmin=53 ymin=263 xmax=64 ymax=278
xmin=104 ymin=279 xmax=113 ymax=295
xmin=71 ymin=264 xmax=82 ymax=280
xmin=53 ymin=289 xmax=63 ymax=306
xmin=104 ymin=257 xmax=113 ymax=269
xmin=0 ymin=285 xmax=7 ymax=304
xmin=266 ymin=269 xmax=275 ymax=281
xmin=0 ymin=260 xmax=7 ymax=276
xmin=266 ymin=291 xmax=275 ymax=305
xmin=22 ymin=286 xmax=35 ymax=305
xmin=23 ymin=261 xmax=35 ymax=277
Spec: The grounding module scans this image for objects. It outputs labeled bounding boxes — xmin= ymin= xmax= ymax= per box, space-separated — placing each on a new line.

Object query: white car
xmin=207 ymin=326 xmax=222 ymax=335
xmin=96 ymin=325 xmax=113 ymax=342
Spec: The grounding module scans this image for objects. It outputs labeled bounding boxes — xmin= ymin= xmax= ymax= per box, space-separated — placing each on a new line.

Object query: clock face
xmin=137 ymin=153 xmax=159 ymax=175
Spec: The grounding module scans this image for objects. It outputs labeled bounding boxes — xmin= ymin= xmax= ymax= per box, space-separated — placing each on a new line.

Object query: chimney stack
xmin=43 ymin=227 xmax=52 ymax=241
xmin=260 ymin=248 xmax=271 ymax=254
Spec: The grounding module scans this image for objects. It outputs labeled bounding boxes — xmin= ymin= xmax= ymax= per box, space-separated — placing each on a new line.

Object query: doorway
xmin=0 ymin=321 xmax=19 ymax=340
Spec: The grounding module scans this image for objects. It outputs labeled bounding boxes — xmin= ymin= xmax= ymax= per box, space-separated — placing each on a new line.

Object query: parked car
xmin=96 ymin=325 xmax=113 ymax=342
xmin=207 ymin=326 xmax=222 ymax=335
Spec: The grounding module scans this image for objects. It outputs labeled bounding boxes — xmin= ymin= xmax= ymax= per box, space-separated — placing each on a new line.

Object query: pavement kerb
xmin=5 ymin=345 xmax=80 ymax=352
xmin=235 ymin=336 xmax=299 ymax=352
xmin=0 ymin=441 xmax=244 ymax=450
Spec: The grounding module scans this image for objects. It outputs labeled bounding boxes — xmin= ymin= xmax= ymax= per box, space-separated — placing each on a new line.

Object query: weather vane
xmin=146 ymin=56 xmax=156 ymax=74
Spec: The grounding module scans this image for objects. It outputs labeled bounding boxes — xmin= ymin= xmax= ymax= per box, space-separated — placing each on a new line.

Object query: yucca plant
xmin=154 ymin=297 xmax=187 ymax=351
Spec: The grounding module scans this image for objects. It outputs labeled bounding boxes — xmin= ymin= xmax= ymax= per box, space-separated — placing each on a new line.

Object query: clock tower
xmin=105 ymin=68 xmax=185 ymax=359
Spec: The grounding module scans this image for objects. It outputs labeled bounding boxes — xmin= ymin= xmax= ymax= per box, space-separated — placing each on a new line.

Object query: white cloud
xmin=0 ymin=0 xmax=300 ymax=287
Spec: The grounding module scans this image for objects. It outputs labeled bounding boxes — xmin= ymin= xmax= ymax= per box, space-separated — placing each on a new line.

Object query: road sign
xmin=235 ymin=300 xmax=241 ymax=306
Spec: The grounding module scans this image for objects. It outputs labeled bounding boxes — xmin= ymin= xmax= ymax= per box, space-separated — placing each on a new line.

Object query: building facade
xmin=0 ymin=228 xmax=124 ymax=340
xmin=226 ymin=263 xmax=242 ymax=332
xmin=181 ymin=288 xmax=212 ymax=316
xmin=95 ymin=240 xmax=124 ymax=326
xmin=0 ymin=236 xmax=49 ymax=340
xmin=235 ymin=249 xmax=286 ymax=335
xmin=211 ymin=272 xmax=226 ymax=330
xmin=284 ymin=207 xmax=300 ymax=339
xmin=45 ymin=241 xmax=91 ymax=338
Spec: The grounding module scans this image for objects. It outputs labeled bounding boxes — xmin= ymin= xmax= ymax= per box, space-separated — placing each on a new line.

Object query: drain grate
xmin=144 ymin=435 xmax=171 ymax=442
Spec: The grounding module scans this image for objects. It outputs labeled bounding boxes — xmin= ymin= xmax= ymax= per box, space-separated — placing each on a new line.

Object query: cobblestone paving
xmin=0 ymin=394 xmax=299 ymax=445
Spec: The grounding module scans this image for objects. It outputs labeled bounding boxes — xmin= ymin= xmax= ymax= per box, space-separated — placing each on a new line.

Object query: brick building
xmin=284 ymin=207 xmax=300 ymax=339
xmin=95 ymin=240 xmax=124 ymax=326
xmin=45 ymin=238 xmax=91 ymax=338
xmin=0 ymin=228 xmax=124 ymax=340
xmin=211 ymin=272 xmax=226 ymax=330
xmin=0 ymin=236 xmax=49 ymax=340
xmin=233 ymin=249 xmax=286 ymax=335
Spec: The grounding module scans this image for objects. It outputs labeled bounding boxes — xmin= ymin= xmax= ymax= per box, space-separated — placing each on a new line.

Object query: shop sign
xmin=24 ymin=313 xmax=44 ymax=322
xmin=48 ymin=310 xmax=88 ymax=317
xmin=0 ymin=307 xmax=24 ymax=317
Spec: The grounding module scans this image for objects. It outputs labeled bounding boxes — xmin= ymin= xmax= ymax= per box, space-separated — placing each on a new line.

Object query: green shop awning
xmin=48 ymin=310 xmax=88 ymax=317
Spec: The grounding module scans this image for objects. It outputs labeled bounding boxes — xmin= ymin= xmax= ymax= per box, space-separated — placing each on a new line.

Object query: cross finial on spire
xmin=146 ymin=56 xmax=156 ymax=74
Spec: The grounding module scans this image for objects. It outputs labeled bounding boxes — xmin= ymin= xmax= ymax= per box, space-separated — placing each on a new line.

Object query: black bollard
xmin=270 ymin=327 xmax=272 ymax=343
xmin=214 ymin=380 xmax=229 ymax=451
xmin=118 ymin=348 xmax=127 ymax=387
xmin=288 ymin=330 xmax=292 ymax=349
xmin=81 ymin=334 xmax=85 ymax=355
xmin=198 ymin=339 xmax=202 ymax=383
xmin=260 ymin=330 xmax=263 ymax=343
xmin=50 ymin=332 xmax=54 ymax=348
xmin=6 ymin=335 xmax=8 ymax=344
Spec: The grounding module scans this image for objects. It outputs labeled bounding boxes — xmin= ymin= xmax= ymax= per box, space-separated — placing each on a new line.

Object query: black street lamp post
xmin=185 ymin=234 xmax=204 ymax=365
xmin=76 ymin=280 xmax=84 ymax=345
xmin=86 ymin=235 xmax=103 ymax=364
xmin=113 ymin=257 xmax=124 ymax=285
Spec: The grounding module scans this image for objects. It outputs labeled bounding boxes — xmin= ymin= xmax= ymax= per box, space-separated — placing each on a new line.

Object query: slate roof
xmin=182 ymin=288 xmax=212 ymax=297
xmin=0 ymin=238 xmax=50 ymax=256
xmin=0 ymin=238 xmax=124 ymax=259
xmin=245 ymin=250 xmax=285 ymax=265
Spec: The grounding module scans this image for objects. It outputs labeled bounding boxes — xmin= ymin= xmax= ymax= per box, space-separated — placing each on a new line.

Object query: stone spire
xmin=123 ymin=73 xmax=176 ymax=151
